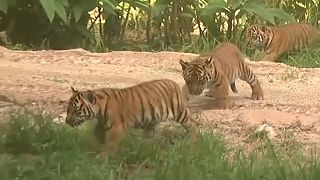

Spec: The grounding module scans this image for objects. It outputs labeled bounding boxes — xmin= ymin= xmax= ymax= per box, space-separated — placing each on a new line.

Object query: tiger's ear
xmin=84 ymin=90 xmax=97 ymax=104
xmin=205 ymin=57 xmax=214 ymax=69
xmin=179 ymin=59 xmax=189 ymax=71
xmin=71 ymin=87 xmax=78 ymax=94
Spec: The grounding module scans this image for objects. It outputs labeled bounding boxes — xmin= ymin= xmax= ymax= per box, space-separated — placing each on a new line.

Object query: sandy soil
xmin=0 ymin=46 xmax=319 ymax=150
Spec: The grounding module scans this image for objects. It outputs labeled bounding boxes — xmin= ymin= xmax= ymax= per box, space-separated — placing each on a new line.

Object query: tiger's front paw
xmin=251 ymin=92 xmax=264 ymax=100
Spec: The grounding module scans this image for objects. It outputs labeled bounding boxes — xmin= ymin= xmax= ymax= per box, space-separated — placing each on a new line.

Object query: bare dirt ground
xmin=0 ymin=46 xmax=320 ymax=151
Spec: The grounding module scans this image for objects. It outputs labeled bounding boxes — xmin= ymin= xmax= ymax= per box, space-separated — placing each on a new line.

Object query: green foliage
xmin=39 ymin=0 xmax=68 ymax=23
xmin=202 ymin=0 xmax=294 ymax=25
xmin=1 ymin=111 xmax=320 ymax=179
xmin=0 ymin=0 xmax=295 ymax=49
xmin=0 ymin=0 xmax=8 ymax=13
xmin=284 ymin=47 xmax=320 ymax=68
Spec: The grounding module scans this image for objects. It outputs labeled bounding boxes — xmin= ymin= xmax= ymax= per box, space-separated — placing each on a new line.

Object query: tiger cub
xmin=179 ymin=42 xmax=264 ymax=109
xmin=246 ymin=23 xmax=319 ymax=62
xmin=66 ymin=79 xmax=198 ymax=157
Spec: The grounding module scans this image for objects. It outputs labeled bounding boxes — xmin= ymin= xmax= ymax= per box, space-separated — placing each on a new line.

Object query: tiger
xmin=66 ymin=79 xmax=198 ymax=157
xmin=246 ymin=23 xmax=319 ymax=62
xmin=179 ymin=42 xmax=264 ymax=109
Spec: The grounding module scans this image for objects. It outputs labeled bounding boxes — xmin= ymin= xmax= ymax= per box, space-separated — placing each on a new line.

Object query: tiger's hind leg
xmin=250 ymin=81 xmax=264 ymax=100
xmin=101 ymin=121 xmax=125 ymax=158
xmin=176 ymin=108 xmax=198 ymax=144
xmin=143 ymin=122 xmax=158 ymax=138
xmin=240 ymin=65 xmax=264 ymax=100
xmin=94 ymin=119 xmax=107 ymax=144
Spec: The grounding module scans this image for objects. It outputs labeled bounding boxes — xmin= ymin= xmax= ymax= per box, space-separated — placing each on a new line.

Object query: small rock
xmin=255 ymin=124 xmax=277 ymax=139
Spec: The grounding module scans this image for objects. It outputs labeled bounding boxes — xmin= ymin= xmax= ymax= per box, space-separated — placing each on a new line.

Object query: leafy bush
xmin=0 ymin=0 xmax=303 ymax=51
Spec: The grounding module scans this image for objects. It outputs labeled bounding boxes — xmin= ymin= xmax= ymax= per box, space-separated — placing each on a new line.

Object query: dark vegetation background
xmin=0 ymin=0 xmax=319 ymax=54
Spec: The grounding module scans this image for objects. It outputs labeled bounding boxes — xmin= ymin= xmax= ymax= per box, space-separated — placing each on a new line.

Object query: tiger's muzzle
xmin=66 ymin=116 xmax=84 ymax=127
xmin=187 ymin=84 xmax=205 ymax=96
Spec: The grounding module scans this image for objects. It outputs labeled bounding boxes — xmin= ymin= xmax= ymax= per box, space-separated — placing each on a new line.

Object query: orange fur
xmin=246 ymin=23 xmax=319 ymax=62
xmin=180 ymin=42 xmax=264 ymax=109
xmin=66 ymin=79 xmax=198 ymax=157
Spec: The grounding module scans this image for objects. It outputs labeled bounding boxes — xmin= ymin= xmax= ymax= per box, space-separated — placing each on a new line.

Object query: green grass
xmin=244 ymin=45 xmax=320 ymax=68
xmin=0 ymin=112 xmax=320 ymax=180
xmin=284 ymin=47 xmax=320 ymax=68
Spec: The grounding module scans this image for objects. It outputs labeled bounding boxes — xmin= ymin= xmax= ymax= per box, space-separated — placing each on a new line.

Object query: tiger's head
xmin=179 ymin=57 xmax=214 ymax=96
xmin=66 ymin=87 xmax=99 ymax=127
xmin=246 ymin=25 xmax=272 ymax=50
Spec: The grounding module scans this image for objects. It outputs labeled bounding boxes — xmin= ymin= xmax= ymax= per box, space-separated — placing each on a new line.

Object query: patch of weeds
xmin=277 ymin=128 xmax=303 ymax=155
xmin=9 ymin=43 xmax=30 ymax=51
xmin=246 ymin=46 xmax=320 ymax=69
xmin=249 ymin=126 xmax=270 ymax=142
xmin=284 ymin=47 xmax=320 ymax=68
xmin=0 ymin=111 xmax=320 ymax=180
xmin=179 ymin=36 xmax=218 ymax=54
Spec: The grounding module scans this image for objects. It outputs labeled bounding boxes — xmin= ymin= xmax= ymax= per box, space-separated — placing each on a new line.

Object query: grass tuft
xmin=0 ymin=111 xmax=320 ymax=179
xmin=284 ymin=47 xmax=320 ymax=68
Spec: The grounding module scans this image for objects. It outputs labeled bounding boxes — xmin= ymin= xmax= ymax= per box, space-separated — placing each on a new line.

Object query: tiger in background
xmin=179 ymin=42 xmax=264 ymax=109
xmin=66 ymin=79 xmax=198 ymax=157
xmin=246 ymin=23 xmax=319 ymax=62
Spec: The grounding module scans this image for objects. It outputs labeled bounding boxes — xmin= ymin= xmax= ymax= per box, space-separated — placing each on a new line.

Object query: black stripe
xmin=175 ymin=87 xmax=181 ymax=113
xmin=178 ymin=109 xmax=187 ymax=124
xmin=240 ymin=62 xmax=246 ymax=79
xmin=142 ymin=86 xmax=156 ymax=124
xmin=135 ymin=87 xmax=146 ymax=126
xmin=96 ymin=93 xmax=104 ymax=99
xmin=120 ymin=113 xmax=126 ymax=128
xmin=215 ymin=74 xmax=222 ymax=87
xmin=103 ymin=100 xmax=108 ymax=122
xmin=213 ymin=65 xmax=218 ymax=81
xmin=102 ymin=89 xmax=109 ymax=96
xmin=155 ymin=82 xmax=169 ymax=118
xmin=248 ymin=70 xmax=254 ymax=83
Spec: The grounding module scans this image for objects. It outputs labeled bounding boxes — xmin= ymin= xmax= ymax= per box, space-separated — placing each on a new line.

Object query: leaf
xmin=125 ymin=0 xmax=151 ymax=13
xmin=39 ymin=0 xmax=56 ymax=22
xmin=60 ymin=0 xmax=69 ymax=7
xmin=102 ymin=0 xmax=118 ymax=16
xmin=54 ymin=0 xmax=67 ymax=23
xmin=205 ymin=0 xmax=228 ymax=10
xmin=71 ymin=0 xmax=97 ymax=22
xmin=72 ymin=4 xmax=83 ymax=22
xmin=179 ymin=12 xmax=194 ymax=18
xmin=267 ymin=8 xmax=295 ymax=23
xmin=152 ymin=4 xmax=168 ymax=17
xmin=0 ymin=0 xmax=8 ymax=13
xmin=200 ymin=0 xmax=229 ymax=17
xmin=241 ymin=1 xmax=275 ymax=25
